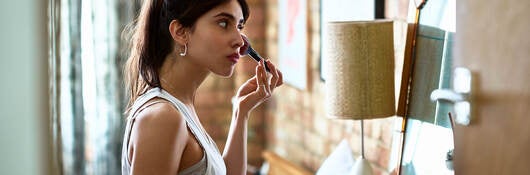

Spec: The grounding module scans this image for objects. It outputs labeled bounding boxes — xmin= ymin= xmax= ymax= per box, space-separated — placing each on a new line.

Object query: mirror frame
xmin=396 ymin=0 xmax=456 ymax=174
xmin=394 ymin=0 xmax=429 ymax=174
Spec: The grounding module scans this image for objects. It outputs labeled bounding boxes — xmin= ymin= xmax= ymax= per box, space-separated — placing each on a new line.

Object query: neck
xmin=159 ymin=52 xmax=209 ymax=105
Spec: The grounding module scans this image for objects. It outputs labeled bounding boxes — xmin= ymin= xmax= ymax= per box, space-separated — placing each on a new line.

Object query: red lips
xmin=227 ymin=53 xmax=240 ymax=63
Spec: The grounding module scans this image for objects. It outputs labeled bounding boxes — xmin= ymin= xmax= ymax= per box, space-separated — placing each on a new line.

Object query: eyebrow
xmin=213 ymin=12 xmax=245 ymax=24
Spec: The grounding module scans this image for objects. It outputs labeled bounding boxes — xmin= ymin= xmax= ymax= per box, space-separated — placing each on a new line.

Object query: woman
xmin=121 ymin=0 xmax=283 ymax=174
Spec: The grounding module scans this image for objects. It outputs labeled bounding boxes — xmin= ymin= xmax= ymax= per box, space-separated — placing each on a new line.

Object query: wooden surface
xmin=454 ymin=0 xmax=530 ymax=174
xmin=262 ymin=151 xmax=313 ymax=175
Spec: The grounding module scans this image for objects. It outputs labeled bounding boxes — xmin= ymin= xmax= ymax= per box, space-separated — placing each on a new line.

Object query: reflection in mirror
xmin=400 ymin=0 xmax=455 ymax=174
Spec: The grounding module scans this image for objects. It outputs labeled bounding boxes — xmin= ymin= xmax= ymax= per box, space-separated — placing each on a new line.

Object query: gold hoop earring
xmin=179 ymin=44 xmax=187 ymax=56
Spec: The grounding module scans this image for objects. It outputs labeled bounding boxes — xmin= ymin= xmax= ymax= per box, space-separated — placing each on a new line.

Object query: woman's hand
xmin=224 ymin=60 xmax=282 ymax=174
xmin=233 ymin=60 xmax=283 ymax=116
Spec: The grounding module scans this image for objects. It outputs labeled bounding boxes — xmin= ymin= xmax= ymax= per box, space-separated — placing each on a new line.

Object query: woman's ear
xmin=169 ymin=20 xmax=188 ymax=46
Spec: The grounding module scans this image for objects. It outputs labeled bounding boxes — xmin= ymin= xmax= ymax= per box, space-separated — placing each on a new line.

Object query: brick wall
xmin=196 ymin=0 xmax=409 ymax=174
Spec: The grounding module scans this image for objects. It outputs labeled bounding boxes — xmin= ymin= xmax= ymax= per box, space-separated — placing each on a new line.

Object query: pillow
xmin=316 ymin=139 xmax=355 ymax=175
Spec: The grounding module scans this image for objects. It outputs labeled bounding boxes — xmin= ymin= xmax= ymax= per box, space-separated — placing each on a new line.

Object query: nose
xmin=239 ymin=34 xmax=250 ymax=55
xmin=234 ymin=33 xmax=244 ymax=49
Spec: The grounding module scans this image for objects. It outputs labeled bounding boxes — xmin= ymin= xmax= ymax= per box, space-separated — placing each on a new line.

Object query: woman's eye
xmin=218 ymin=21 xmax=228 ymax=28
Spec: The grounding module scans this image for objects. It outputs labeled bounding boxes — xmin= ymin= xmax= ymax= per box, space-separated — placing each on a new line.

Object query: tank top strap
xmin=127 ymin=88 xmax=162 ymax=120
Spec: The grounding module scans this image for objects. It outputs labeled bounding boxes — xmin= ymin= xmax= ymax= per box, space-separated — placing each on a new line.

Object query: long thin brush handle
xmin=248 ymin=47 xmax=271 ymax=72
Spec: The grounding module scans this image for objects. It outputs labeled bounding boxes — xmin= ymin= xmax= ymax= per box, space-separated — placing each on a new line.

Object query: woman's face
xmin=186 ymin=0 xmax=245 ymax=77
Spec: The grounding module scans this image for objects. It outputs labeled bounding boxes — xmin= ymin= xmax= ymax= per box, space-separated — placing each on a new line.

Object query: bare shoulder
xmin=129 ymin=100 xmax=189 ymax=174
xmin=135 ymin=101 xmax=186 ymax=129
xmin=132 ymin=100 xmax=188 ymax=141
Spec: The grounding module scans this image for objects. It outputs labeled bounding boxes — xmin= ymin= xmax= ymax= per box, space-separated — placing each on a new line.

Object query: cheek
xmin=193 ymin=34 xmax=223 ymax=57
xmin=203 ymin=37 xmax=222 ymax=52
xmin=187 ymin=33 xmax=225 ymax=68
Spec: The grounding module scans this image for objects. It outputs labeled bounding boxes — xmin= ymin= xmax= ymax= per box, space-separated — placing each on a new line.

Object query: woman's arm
xmin=223 ymin=106 xmax=250 ymax=175
xmin=223 ymin=60 xmax=283 ymax=175
xmin=129 ymin=102 xmax=189 ymax=175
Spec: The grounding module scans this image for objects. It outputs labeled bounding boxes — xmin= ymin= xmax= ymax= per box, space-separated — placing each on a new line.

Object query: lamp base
xmin=350 ymin=157 xmax=373 ymax=175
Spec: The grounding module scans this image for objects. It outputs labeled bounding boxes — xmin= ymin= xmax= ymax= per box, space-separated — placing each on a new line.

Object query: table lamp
xmin=324 ymin=20 xmax=395 ymax=175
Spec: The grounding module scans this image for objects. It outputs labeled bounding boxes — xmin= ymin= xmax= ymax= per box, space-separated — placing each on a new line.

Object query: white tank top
xmin=121 ymin=88 xmax=227 ymax=175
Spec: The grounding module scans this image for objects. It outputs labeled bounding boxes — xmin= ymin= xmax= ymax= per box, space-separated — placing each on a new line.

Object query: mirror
xmin=399 ymin=0 xmax=456 ymax=174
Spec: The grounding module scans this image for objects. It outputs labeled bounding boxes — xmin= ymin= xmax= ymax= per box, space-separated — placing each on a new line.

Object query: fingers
xmin=277 ymin=69 xmax=284 ymax=86
xmin=266 ymin=60 xmax=279 ymax=90
xmin=255 ymin=65 xmax=262 ymax=86
xmin=237 ymin=76 xmax=257 ymax=97
xmin=265 ymin=60 xmax=283 ymax=90
xmin=255 ymin=60 xmax=270 ymax=97
xmin=255 ymin=60 xmax=265 ymax=87
xmin=262 ymin=62 xmax=272 ymax=94
xmin=247 ymin=59 xmax=283 ymax=103
xmin=235 ymin=59 xmax=283 ymax=113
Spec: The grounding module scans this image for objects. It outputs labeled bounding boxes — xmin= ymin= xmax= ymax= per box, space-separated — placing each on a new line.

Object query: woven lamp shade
xmin=325 ymin=20 xmax=395 ymax=120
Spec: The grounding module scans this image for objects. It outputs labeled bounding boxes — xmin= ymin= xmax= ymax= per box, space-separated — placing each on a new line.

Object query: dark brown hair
xmin=124 ymin=0 xmax=249 ymax=112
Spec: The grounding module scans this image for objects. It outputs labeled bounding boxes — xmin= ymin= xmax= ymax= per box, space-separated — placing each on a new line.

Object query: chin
xmin=217 ymin=73 xmax=233 ymax=78
xmin=213 ymin=68 xmax=235 ymax=78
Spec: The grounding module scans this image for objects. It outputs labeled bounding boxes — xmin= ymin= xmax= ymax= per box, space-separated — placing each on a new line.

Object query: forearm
xmin=222 ymin=107 xmax=249 ymax=175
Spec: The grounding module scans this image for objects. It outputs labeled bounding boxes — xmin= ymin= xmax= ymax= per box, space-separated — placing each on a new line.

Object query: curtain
xmin=49 ymin=0 xmax=138 ymax=174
